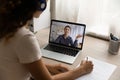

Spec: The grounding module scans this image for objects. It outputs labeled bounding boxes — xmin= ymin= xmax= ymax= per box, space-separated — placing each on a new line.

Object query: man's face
xmin=64 ymin=27 xmax=70 ymax=35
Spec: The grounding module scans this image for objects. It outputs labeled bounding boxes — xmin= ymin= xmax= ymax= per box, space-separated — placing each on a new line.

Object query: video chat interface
xmin=50 ymin=21 xmax=85 ymax=49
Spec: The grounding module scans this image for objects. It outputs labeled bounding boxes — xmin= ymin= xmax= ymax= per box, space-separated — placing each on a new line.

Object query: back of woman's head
xmin=0 ymin=0 xmax=42 ymax=40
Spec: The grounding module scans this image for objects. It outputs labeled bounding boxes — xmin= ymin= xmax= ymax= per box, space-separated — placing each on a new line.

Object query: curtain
xmin=51 ymin=0 xmax=120 ymax=40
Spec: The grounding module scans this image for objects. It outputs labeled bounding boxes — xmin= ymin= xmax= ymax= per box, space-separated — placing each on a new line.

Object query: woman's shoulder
xmin=12 ymin=27 xmax=35 ymax=43
xmin=16 ymin=27 xmax=34 ymax=38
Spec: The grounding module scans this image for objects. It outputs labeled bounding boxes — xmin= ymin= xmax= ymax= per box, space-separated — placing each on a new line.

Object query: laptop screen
xmin=49 ymin=20 xmax=86 ymax=50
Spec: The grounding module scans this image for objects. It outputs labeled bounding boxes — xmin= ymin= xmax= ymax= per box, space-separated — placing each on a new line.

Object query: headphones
xmin=38 ymin=0 xmax=47 ymax=11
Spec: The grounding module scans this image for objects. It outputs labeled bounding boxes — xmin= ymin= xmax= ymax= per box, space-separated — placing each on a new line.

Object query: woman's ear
xmin=33 ymin=11 xmax=42 ymax=18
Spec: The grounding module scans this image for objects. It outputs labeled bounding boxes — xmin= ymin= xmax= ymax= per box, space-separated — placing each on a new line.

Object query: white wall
xmin=107 ymin=0 xmax=120 ymax=36
xmin=33 ymin=0 xmax=50 ymax=32
xmin=52 ymin=0 xmax=120 ymax=37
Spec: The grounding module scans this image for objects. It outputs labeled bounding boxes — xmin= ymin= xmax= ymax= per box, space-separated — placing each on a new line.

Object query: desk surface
xmin=35 ymin=27 xmax=120 ymax=80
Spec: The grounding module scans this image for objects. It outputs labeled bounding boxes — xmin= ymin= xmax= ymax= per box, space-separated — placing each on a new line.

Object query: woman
xmin=0 ymin=0 xmax=93 ymax=80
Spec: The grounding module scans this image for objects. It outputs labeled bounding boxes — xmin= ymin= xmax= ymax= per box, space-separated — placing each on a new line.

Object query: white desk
xmin=36 ymin=27 xmax=120 ymax=80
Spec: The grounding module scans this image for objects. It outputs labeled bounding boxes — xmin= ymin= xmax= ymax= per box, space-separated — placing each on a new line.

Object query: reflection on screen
xmin=50 ymin=21 xmax=85 ymax=49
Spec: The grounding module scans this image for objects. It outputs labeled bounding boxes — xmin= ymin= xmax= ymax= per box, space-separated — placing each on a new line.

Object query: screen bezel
xmin=49 ymin=19 xmax=86 ymax=50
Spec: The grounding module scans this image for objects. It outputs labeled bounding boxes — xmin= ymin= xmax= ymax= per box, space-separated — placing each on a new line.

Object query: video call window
xmin=50 ymin=21 xmax=85 ymax=49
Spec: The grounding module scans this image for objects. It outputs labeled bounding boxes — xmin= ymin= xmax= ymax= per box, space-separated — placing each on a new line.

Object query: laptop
xmin=41 ymin=20 xmax=86 ymax=64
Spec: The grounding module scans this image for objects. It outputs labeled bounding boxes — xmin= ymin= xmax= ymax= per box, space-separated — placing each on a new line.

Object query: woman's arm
xmin=24 ymin=58 xmax=52 ymax=80
xmin=52 ymin=60 xmax=93 ymax=80
xmin=24 ymin=58 xmax=93 ymax=80
xmin=45 ymin=63 xmax=70 ymax=75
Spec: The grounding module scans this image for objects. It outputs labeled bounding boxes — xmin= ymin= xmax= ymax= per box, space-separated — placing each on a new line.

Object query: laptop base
xmin=41 ymin=46 xmax=80 ymax=64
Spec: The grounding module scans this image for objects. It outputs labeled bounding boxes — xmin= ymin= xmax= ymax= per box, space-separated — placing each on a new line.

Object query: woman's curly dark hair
xmin=0 ymin=0 xmax=41 ymax=40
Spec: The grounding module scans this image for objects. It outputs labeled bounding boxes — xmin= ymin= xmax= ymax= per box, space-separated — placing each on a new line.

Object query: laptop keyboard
xmin=44 ymin=44 xmax=79 ymax=57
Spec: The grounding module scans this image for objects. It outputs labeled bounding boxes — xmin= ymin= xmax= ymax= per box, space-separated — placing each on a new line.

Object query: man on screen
xmin=55 ymin=25 xmax=82 ymax=47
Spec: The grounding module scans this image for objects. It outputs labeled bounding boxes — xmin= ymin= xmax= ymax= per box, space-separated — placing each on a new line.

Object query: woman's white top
xmin=0 ymin=27 xmax=42 ymax=80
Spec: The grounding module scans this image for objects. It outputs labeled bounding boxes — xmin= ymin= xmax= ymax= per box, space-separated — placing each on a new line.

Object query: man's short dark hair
xmin=64 ymin=25 xmax=71 ymax=30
